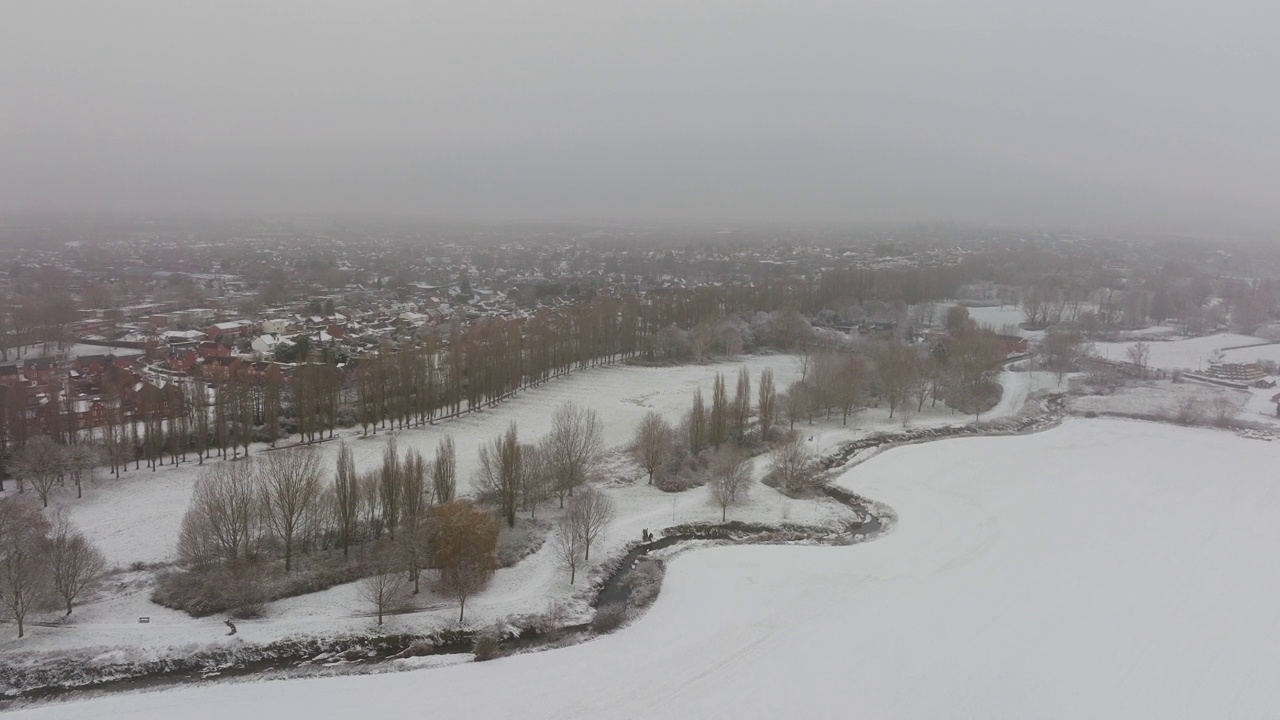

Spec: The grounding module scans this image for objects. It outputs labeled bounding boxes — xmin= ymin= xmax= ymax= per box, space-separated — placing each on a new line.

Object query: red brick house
xmin=197 ymin=341 xmax=231 ymax=360
xmin=23 ymin=358 xmax=59 ymax=385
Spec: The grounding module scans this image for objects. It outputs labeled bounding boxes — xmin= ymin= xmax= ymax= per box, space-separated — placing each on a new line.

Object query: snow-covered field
xmin=7 ymin=357 xmax=1038 ymax=659
xmin=1069 ymin=379 xmax=1279 ymax=427
xmin=1220 ymin=343 xmax=1280 ymax=366
xmin=6 ymin=343 xmax=144 ymax=360
xmin=20 ymin=419 xmax=1280 ymax=719
xmin=961 ymin=304 xmax=1033 ymax=335
xmin=1070 ymin=379 xmax=1242 ymax=417
xmin=60 ymin=356 xmax=1035 ymax=569
xmin=1092 ymin=333 xmax=1272 ymax=372
xmin=62 ymin=355 xmax=808 ymax=567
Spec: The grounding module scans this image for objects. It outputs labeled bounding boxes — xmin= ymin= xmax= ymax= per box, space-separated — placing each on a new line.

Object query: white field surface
xmin=1220 ymin=343 xmax=1280 ymax=366
xmin=1091 ymin=333 xmax=1272 ymax=372
xmin=55 ymin=355 xmax=1032 ymax=569
xmin=957 ymin=304 xmax=1185 ymax=343
xmin=4 ymin=356 xmax=1036 ymax=657
xmin=1069 ymin=379 xmax=1280 ymax=427
xmin=7 ymin=343 xmax=144 ymax=360
xmin=19 ymin=418 xmax=1280 ymax=719
xmin=60 ymin=354 xmax=808 ymax=568
xmin=961 ymin=304 xmax=1038 ymax=337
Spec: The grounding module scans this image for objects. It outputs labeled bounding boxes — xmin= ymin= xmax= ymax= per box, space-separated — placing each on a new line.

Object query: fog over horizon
xmin=2 ymin=1 xmax=1277 ymax=235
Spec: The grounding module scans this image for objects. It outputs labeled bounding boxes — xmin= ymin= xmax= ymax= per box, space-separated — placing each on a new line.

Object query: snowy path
xmin=17 ymin=418 xmax=1280 ymax=719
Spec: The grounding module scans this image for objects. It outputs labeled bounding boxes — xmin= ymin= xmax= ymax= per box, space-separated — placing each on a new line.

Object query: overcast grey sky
xmin=1 ymin=1 xmax=1276 ymax=232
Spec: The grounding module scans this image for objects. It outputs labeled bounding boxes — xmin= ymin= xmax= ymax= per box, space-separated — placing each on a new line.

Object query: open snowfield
xmin=60 ymin=355 xmax=807 ymax=567
xmin=1220 ymin=343 xmax=1280 ymax=366
xmin=58 ymin=357 xmax=1034 ymax=569
xmin=961 ymin=304 xmax=1034 ymax=336
xmin=5 ymin=360 xmax=1037 ymax=658
xmin=19 ymin=418 xmax=1280 ymax=719
xmin=7 ymin=343 xmax=144 ymax=360
xmin=1092 ymin=333 xmax=1272 ymax=372
xmin=1069 ymin=379 xmax=1280 ymax=427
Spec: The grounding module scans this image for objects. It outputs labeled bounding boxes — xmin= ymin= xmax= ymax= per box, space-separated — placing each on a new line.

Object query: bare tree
xmin=1040 ymin=330 xmax=1086 ymax=384
xmin=432 ymin=435 xmax=457 ymax=504
xmin=398 ymin=449 xmax=432 ymax=593
xmin=1126 ymin=341 xmax=1151 ymax=379
xmin=782 ymin=382 xmax=807 ymax=430
xmin=686 ymin=388 xmax=708 ymax=455
xmin=1169 ymin=394 xmax=1206 ymax=425
xmin=65 ymin=443 xmax=99 ymax=500
xmin=545 ymin=402 xmax=604 ymax=507
xmin=259 ymin=447 xmax=322 ymax=572
xmin=688 ymin=321 xmax=713 ymax=363
xmin=519 ymin=442 xmax=552 ymax=520
xmin=0 ymin=499 xmax=51 ymax=638
xmin=1209 ymin=393 xmax=1242 ymax=427
xmin=708 ymin=447 xmax=752 ymax=521
xmin=730 ymin=366 xmax=751 ymax=443
xmin=178 ymin=459 xmax=259 ymax=566
xmin=767 ymin=435 xmax=816 ymax=494
xmin=565 ymin=486 xmax=615 ymax=562
xmin=333 ymin=444 xmax=360 ymax=559
xmin=708 ymin=373 xmax=728 ymax=448
xmin=835 ymin=353 xmax=867 ymax=426
xmin=630 ymin=411 xmax=674 ymax=484
xmin=551 ymin=515 xmax=586 ymax=584
xmin=359 ymin=470 xmax=384 ymax=539
xmin=912 ymin=355 xmax=937 ymax=413
xmin=946 ymin=326 xmax=1008 ymax=420
xmin=14 ymin=435 xmax=67 ymax=508
xmin=475 ymin=422 xmax=523 ymax=528
xmin=360 ymin=548 xmax=407 ymax=626
xmin=49 ymin=511 xmax=106 ymax=616
xmin=876 ymin=341 xmax=916 ymax=420
xmin=432 ymin=500 xmax=498 ymax=623
xmin=378 ymin=439 xmax=403 ymax=537
xmin=757 ymin=368 xmax=777 ymax=437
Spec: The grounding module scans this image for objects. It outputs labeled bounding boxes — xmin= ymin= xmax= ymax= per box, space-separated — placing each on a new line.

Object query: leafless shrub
xmin=590 ymin=604 xmax=628 ymax=634
xmin=1167 ymin=395 xmax=1205 ymax=425
xmin=1209 ymin=393 xmax=1243 ymax=427
xmin=472 ymin=628 xmax=502 ymax=661
xmin=766 ymin=434 xmax=818 ymax=495
xmin=623 ymin=558 xmax=665 ymax=608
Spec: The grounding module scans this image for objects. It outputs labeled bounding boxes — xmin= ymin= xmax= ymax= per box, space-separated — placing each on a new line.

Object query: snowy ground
xmin=19 ymin=419 xmax=1280 ymax=719
xmin=59 ymin=355 xmax=807 ymax=567
xmin=3 ymin=357 xmax=1038 ymax=659
xmin=5 ymin=343 xmax=144 ymax=360
xmin=1091 ymin=333 xmax=1272 ymax=372
xmin=1219 ymin=343 xmax=1280 ymax=366
xmin=960 ymin=304 xmax=1035 ymax=336
xmin=1070 ymin=378 xmax=1280 ymax=427
xmin=55 ymin=356 xmax=1034 ymax=569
